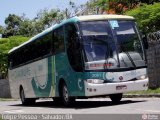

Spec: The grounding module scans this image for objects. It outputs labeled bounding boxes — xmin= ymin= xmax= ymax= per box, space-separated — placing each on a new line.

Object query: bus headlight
xmin=86 ymin=79 xmax=104 ymax=84
xmin=136 ymin=75 xmax=148 ymax=80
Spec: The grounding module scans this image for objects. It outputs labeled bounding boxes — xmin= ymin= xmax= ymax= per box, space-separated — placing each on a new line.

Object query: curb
xmin=123 ymin=94 xmax=160 ymax=98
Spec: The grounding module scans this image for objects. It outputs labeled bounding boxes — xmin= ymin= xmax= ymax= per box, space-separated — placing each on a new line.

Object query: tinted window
xmin=9 ymin=32 xmax=52 ymax=68
xmin=65 ymin=24 xmax=83 ymax=71
xmin=79 ymin=21 xmax=117 ymax=63
xmin=33 ymin=33 xmax=52 ymax=59
xmin=80 ymin=21 xmax=108 ymax=36
xmin=53 ymin=27 xmax=65 ymax=54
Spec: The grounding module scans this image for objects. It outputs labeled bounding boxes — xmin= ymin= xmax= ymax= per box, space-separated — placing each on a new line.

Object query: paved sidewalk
xmin=124 ymin=94 xmax=160 ymax=98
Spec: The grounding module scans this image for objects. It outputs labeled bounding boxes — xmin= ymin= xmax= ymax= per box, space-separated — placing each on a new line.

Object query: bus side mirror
xmin=142 ymin=32 xmax=149 ymax=49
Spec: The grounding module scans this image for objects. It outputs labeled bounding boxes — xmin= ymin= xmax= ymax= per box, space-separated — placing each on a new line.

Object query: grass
xmin=0 ymin=98 xmax=17 ymax=101
xmin=0 ymin=116 xmax=3 ymax=120
xmin=126 ymin=88 xmax=160 ymax=95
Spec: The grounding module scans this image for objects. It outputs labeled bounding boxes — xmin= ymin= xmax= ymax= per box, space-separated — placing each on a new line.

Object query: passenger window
xmin=53 ymin=27 xmax=65 ymax=54
xmin=65 ymin=24 xmax=83 ymax=71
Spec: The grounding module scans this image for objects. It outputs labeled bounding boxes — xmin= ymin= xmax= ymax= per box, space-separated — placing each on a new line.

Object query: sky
xmin=0 ymin=0 xmax=89 ymax=26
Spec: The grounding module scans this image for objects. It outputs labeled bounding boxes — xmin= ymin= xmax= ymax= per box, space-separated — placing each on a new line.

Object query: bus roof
xmin=76 ymin=14 xmax=134 ymax=21
xmin=9 ymin=14 xmax=134 ymax=54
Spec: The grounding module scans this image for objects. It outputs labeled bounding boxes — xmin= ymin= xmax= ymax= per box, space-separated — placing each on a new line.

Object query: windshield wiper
xmin=123 ymin=51 xmax=136 ymax=68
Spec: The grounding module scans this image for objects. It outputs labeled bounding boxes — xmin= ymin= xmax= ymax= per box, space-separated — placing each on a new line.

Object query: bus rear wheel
xmin=109 ymin=93 xmax=123 ymax=104
xmin=20 ymin=87 xmax=35 ymax=105
xmin=60 ymin=83 xmax=75 ymax=106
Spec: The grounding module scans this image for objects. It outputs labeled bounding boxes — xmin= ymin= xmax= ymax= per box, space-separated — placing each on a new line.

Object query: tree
xmin=2 ymin=9 xmax=64 ymax=37
xmin=92 ymin=0 xmax=160 ymax=14
xmin=63 ymin=0 xmax=87 ymax=18
xmin=141 ymin=0 xmax=160 ymax=4
xmin=93 ymin=0 xmax=109 ymax=14
xmin=0 ymin=25 xmax=4 ymax=34
xmin=126 ymin=3 xmax=160 ymax=33
xmin=35 ymin=9 xmax=63 ymax=29
xmin=4 ymin=14 xmax=22 ymax=37
xmin=64 ymin=1 xmax=78 ymax=18
xmin=0 ymin=36 xmax=29 ymax=78
xmin=18 ymin=19 xmax=35 ymax=37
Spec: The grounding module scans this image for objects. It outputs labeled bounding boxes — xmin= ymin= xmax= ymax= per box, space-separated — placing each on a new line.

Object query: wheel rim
xmin=20 ymin=89 xmax=25 ymax=103
xmin=63 ymin=85 xmax=69 ymax=103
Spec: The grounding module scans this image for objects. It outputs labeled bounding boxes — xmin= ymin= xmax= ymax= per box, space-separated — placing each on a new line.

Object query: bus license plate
xmin=116 ymin=85 xmax=127 ymax=90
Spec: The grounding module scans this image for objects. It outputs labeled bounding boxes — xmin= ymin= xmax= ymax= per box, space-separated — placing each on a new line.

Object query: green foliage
xmin=63 ymin=0 xmax=86 ymax=18
xmin=4 ymin=14 xmax=22 ymax=37
xmin=0 ymin=1 xmax=91 ymax=38
xmin=2 ymin=9 xmax=65 ymax=38
xmin=0 ymin=36 xmax=29 ymax=53
xmin=18 ymin=19 xmax=35 ymax=37
xmin=93 ymin=0 xmax=109 ymax=12
xmin=0 ymin=98 xmax=17 ymax=101
xmin=35 ymin=9 xmax=61 ymax=29
xmin=127 ymin=88 xmax=160 ymax=94
xmin=0 ymin=36 xmax=29 ymax=78
xmin=126 ymin=3 xmax=160 ymax=33
xmin=0 ymin=116 xmax=2 ymax=120
xmin=92 ymin=0 xmax=160 ymax=15
xmin=0 ymin=25 xmax=4 ymax=34
xmin=93 ymin=0 xmax=135 ymax=14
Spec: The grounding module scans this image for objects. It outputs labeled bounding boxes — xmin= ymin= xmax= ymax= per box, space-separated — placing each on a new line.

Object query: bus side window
xmin=53 ymin=27 xmax=65 ymax=54
xmin=65 ymin=24 xmax=83 ymax=72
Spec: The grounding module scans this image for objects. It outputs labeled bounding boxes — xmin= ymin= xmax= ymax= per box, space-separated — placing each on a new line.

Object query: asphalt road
xmin=0 ymin=98 xmax=159 ymax=114
xmin=0 ymin=98 xmax=160 ymax=120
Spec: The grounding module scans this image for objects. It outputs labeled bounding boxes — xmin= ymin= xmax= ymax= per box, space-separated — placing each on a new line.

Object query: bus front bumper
xmin=84 ymin=79 xmax=148 ymax=97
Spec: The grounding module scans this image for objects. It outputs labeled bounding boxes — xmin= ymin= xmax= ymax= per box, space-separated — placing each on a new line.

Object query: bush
xmin=125 ymin=3 xmax=160 ymax=33
xmin=0 ymin=36 xmax=29 ymax=78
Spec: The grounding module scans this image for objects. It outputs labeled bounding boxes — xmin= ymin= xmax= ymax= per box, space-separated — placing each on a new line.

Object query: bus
xmin=8 ymin=15 xmax=149 ymax=106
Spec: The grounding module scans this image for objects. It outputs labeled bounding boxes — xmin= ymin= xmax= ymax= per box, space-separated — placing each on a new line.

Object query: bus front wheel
xmin=109 ymin=93 xmax=123 ymax=104
xmin=60 ymin=83 xmax=75 ymax=106
xmin=20 ymin=87 xmax=35 ymax=105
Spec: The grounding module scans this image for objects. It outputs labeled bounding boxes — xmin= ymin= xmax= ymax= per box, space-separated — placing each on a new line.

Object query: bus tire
xmin=60 ymin=83 xmax=75 ymax=106
xmin=109 ymin=93 xmax=123 ymax=104
xmin=20 ymin=87 xmax=35 ymax=105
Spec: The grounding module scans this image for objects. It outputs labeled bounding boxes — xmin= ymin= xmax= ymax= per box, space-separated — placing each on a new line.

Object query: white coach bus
xmin=8 ymin=15 xmax=149 ymax=106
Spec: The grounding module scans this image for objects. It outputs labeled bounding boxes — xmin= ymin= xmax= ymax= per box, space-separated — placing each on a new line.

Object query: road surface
xmin=0 ymin=98 xmax=159 ymax=120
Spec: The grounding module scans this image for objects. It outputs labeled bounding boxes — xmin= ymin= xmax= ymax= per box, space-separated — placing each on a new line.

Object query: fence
xmin=147 ymin=30 xmax=160 ymax=88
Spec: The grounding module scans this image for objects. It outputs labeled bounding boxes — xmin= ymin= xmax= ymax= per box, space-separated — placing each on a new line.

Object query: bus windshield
xmin=78 ymin=20 xmax=146 ymax=71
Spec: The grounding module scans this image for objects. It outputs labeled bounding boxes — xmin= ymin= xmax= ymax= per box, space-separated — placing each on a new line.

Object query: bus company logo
xmin=78 ymin=78 xmax=83 ymax=90
xmin=105 ymin=73 xmax=114 ymax=81
xmin=34 ymin=77 xmax=47 ymax=89
xmin=31 ymin=58 xmax=53 ymax=97
xmin=33 ymin=65 xmax=47 ymax=89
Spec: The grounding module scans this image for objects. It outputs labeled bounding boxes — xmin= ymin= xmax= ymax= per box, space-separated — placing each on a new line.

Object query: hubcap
xmin=63 ymin=85 xmax=69 ymax=102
